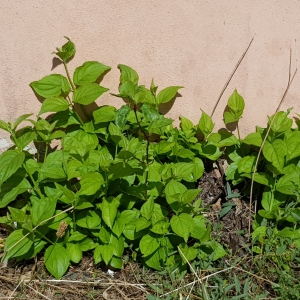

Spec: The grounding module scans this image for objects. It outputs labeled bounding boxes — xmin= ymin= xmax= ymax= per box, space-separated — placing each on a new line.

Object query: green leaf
xmin=135 ymin=88 xmax=155 ymax=104
xmin=135 ymin=217 xmax=151 ymax=232
xmin=0 ymin=176 xmax=31 ymax=208
xmin=141 ymin=198 xmax=154 ymax=220
xmin=15 ymin=128 xmax=37 ymax=149
xmin=224 ymin=89 xmax=245 ymax=124
xmin=0 ymin=120 xmax=11 ymax=132
xmin=98 ymin=197 xmax=120 ymax=229
xmin=276 ymin=172 xmax=300 ymax=195
xmin=68 ymin=231 xmax=87 ymax=242
xmin=93 ymin=105 xmax=116 ymax=123
xmin=198 ymin=110 xmax=214 ymax=138
xmin=94 ymin=244 xmax=114 ymax=265
xmin=0 ymin=150 xmax=25 ymax=186
xmin=4 ymin=229 xmax=33 ymax=260
xmin=76 ymin=210 xmax=101 ymax=229
xmin=170 ymin=213 xmax=194 ymax=242
xmin=30 ymin=74 xmax=70 ymax=98
xmin=157 ymin=86 xmax=183 ymax=104
xmin=268 ymin=111 xmax=293 ymax=133
xmin=44 ymin=244 xmax=70 ymax=279
xmin=178 ymin=243 xmax=197 ymax=262
xmin=191 ymin=216 xmax=206 ymax=240
xmin=180 ymin=116 xmax=194 ymax=131
xmin=116 ymin=105 xmax=130 ymax=130
xmin=263 ymin=140 xmax=286 ymax=173
xmin=237 ymin=155 xmax=256 ymax=174
xmin=286 ymin=131 xmax=300 ymax=161
xmin=143 ymin=247 xmax=166 ymax=270
xmin=66 ymin=243 xmax=82 ymax=263
xmin=55 ymin=36 xmax=76 ymax=62
xmin=110 ymin=235 xmax=125 ymax=257
xmin=73 ymin=83 xmax=109 ymax=105
xmin=13 ymin=113 xmax=34 ymax=130
xmin=39 ymin=151 xmax=66 ymax=181
xmin=243 ymin=172 xmax=275 ymax=187
xmin=243 ymin=132 xmax=262 ymax=147
xmin=155 ymin=141 xmax=175 ymax=155
xmin=32 ymin=195 xmax=58 ymax=226
xmin=73 ymin=61 xmax=111 ymax=85
xmin=78 ymin=172 xmax=104 ymax=196
xmin=140 ymin=234 xmax=160 ymax=256
xmin=39 ymin=97 xmax=69 ymax=115
xmin=118 ymin=64 xmax=139 ymax=84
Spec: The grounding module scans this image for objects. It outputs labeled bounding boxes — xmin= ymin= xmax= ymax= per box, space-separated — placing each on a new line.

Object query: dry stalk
xmin=248 ymin=49 xmax=298 ymax=235
xmin=210 ymin=36 xmax=255 ymax=118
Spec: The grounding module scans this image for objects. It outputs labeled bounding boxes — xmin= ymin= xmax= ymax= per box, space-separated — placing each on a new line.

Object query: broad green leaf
xmin=109 ymin=235 xmax=125 ymax=257
xmin=181 ymin=189 xmax=201 ymax=204
xmin=149 ymin=117 xmax=173 ymax=131
xmin=76 ymin=210 xmax=101 ymax=229
xmin=143 ymin=247 xmax=166 ymax=270
xmin=0 ymin=176 xmax=31 ymax=208
xmin=151 ymin=204 xmax=168 ymax=225
xmin=141 ymin=198 xmax=154 ymax=220
xmin=262 ymin=140 xmax=286 ymax=173
xmin=15 ymin=129 xmax=37 ymax=149
xmin=180 ymin=116 xmax=194 ymax=131
xmin=193 ymin=143 xmax=222 ymax=160
xmin=151 ymin=219 xmax=170 ymax=235
xmin=108 ymin=162 xmax=135 ymax=180
xmin=39 ymin=151 xmax=66 ymax=181
xmin=243 ymin=132 xmax=262 ymax=147
xmin=73 ymin=61 xmax=111 ymax=85
xmin=30 ymin=74 xmax=70 ymax=98
xmin=135 ymin=217 xmax=151 ymax=231
xmin=208 ymin=131 xmax=239 ymax=147
xmin=94 ymin=244 xmax=114 ymax=265
xmin=118 ymin=64 xmax=139 ymax=84
xmin=170 ymin=213 xmax=194 ymax=242
xmin=243 ymin=172 xmax=275 ymax=187
xmin=224 ymin=89 xmax=245 ymax=124
xmin=110 ymin=256 xmax=123 ymax=269
xmin=165 ymin=180 xmax=187 ymax=205
xmin=4 ymin=229 xmax=33 ymax=260
xmin=64 ymin=130 xmax=98 ymax=158
xmin=173 ymin=160 xmax=204 ymax=182
xmin=142 ymin=103 xmax=160 ymax=122
xmin=79 ymin=237 xmax=98 ymax=251
xmin=155 ymin=141 xmax=175 ymax=155
xmin=198 ymin=110 xmax=214 ymax=138
xmin=66 ymin=243 xmax=82 ymax=263
xmin=157 ymin=86 xmax=183 ymax=104
xmin=268 ymin=111 xmax=293 ymax=133
xmin=286 ymin=131 xmax=300 ymax=161
xmin=73 ymin=83 xmax=109 ymax=105
xmin=39 ymin=97 xmax=69 ymax=115
xmin=78 ymin=172 xmax=104 ymax=196
xmin=276 ymin=172 xmax=300 ymax=195
xmin=261 ymin=188 xmax=284 ymax=211
xmin=68 ymin=231 xmax=87 ymax=242
xmin=98 ymin=197 xmax=120 ymax=228
xmin=8 ymin=207 xmax=26 ymax=222
xmin=140 ymin=234 xmax=159 ymax=256
xmin=44 ymin=244 xmax=70 ymax=279
xmin=135 ymin=88 xmax=155 ymax=104
xmin=178 ymin=243 xmax=197 ymax=262
xmin=0 ymin=150 xmax=25 ymax=186
xmin=55 ymin=36 xmax=76 ymax=62
xmin=116 ymin=105 xmax=130 ymax=130
xmin=238 ymin=155 xmax=256 ymax=174
xmin=93 ymin=105 xmax=116 ymax=123
xmin=191 ymin=216 xmax=207 ymax=240
xmin=32 ymin=195 xmax=58 ymax=226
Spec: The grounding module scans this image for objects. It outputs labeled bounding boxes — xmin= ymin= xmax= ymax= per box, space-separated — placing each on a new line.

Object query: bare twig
xmin=248 ymin=49 xmax=298 ymax=235
xmin=211 ymin=36 xmax=255 ymax=118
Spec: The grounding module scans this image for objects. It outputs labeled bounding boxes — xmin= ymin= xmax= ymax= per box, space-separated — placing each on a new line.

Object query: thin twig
xmin=177 ymin=246 xmax=210 ymax=300
xmin=25 ymin=283 xmax=52 ymax=300
xmin=211 ymin=36 xmax=255 ymax=118
xmin=8 ymin=280 xmax=22 ymax=299
xmin=248 ymin=50 xmax=298 ymax=235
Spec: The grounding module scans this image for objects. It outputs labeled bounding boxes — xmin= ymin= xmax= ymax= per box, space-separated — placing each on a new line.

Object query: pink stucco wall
xmin=1 ymin=0 xmax=300 ymax=147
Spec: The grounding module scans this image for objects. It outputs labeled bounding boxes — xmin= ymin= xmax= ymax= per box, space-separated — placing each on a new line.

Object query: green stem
xmin=35 ymin=229 xmax=54 ymax=245
xmin=63 ymin=61 xmax=76 ymax=91
xmin=236 ymin=122 xmax=241 ymax=141
xmin=133 ymin=106 xmax=149 ymax=201
xmin=23 ymin=164 xmax=43 ymax=198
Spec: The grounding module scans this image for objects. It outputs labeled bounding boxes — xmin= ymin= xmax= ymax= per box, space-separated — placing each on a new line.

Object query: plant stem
xmin=133 ymin=106 xmax=149 ymax=201
xmin=35 ymin=229 xmax=54 ymax=245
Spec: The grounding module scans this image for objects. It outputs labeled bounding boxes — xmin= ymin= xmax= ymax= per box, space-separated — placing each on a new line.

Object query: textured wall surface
xmin=1 ymin=0 xmax=300 ymax=149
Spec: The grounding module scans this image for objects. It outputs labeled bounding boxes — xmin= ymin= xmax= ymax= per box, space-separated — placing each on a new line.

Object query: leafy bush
xmin=0 ymin=38 xmax=228 ymax=279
